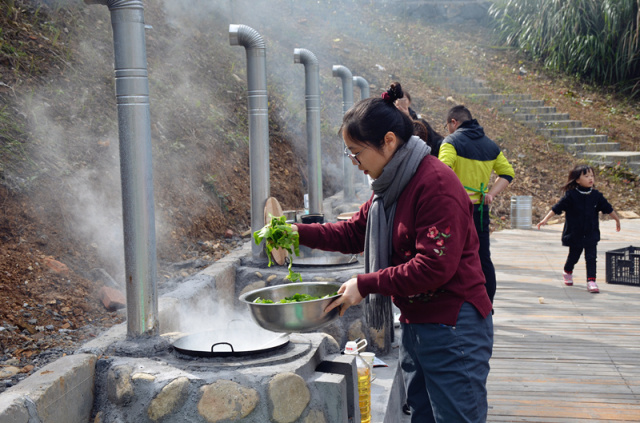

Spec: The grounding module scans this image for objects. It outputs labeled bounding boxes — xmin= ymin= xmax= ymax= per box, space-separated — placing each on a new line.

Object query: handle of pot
xmin=211 ymin=342 xmax=234 ymax=353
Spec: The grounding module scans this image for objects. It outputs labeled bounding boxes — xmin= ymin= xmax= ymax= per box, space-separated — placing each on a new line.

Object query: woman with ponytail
xmin=294 ymin=82 xmax=493 ymax=422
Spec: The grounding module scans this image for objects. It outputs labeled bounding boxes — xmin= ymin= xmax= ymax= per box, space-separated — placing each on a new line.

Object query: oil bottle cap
xmin=344 ymin=341 xmax=357 ymax=354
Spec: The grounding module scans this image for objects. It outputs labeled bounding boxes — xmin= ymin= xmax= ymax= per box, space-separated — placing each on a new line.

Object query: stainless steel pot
xmin=292 ymin=245 xmax=359 ymax=267
xmin=291 ymin=254 xmax=358 ymax=267
xmin=239 ymin=282 xmax=342 ymax=333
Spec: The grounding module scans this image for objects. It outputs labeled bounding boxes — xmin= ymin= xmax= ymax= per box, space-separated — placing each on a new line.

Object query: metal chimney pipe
xmin=229 ymin=24 xmax=270 ymax=259
xmin=294 ymin=48 xmax=322 ymax=215
xmin=332 ymin=65 xmax=355 ymax=202
xmin=84 ymin=0 xmax=158 ymax=337
xmin=353 ymin=76 xmax=370 ymax=99
xmin=353 ymin=76 xmax=370 ymax=186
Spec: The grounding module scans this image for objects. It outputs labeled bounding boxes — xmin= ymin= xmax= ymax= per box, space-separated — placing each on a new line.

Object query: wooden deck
xmin=489 ymin=219 xmax=640 ymax=422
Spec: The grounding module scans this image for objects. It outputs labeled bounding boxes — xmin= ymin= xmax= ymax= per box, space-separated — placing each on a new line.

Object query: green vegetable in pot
xmin=253 ymin=292 xmax=339 ymax=304
xmin=253 ymin=215 xmax=302 ymax=282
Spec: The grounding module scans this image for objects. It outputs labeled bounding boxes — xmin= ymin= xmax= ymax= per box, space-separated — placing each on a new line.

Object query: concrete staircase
xmin=430 ymin=72 xmax=640 ymax=175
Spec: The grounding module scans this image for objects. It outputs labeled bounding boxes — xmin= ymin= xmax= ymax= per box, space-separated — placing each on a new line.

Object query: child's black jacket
xmin=551 ymin=188 xmax=614 ymax=247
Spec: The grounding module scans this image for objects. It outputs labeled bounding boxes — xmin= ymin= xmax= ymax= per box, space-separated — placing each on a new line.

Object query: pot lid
xmin=172 ymin=329 xmax=289 ymax=357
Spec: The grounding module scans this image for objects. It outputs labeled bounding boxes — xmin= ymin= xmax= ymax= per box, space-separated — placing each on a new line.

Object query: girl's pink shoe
xmin=587 ymin=280 xmax=600 ymax=293
xmin=563 ymin=272 xmax=573 ymax=286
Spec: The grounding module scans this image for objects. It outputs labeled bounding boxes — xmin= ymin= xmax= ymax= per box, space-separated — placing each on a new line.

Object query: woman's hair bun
xmin=381 ymin=82 xmax=404 ymax=103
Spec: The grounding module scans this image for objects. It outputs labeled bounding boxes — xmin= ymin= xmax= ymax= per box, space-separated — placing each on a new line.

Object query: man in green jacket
xmin=439 ymin=105 xmax=515 ymax=304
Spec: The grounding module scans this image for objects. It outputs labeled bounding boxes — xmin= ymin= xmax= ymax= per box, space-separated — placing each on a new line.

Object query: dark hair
xmin=562 ymin=164 xmax=595 ymax=192
xmin=414 ymin=118 xmax=444 ymax=157
xmin=446 ymin=105 xmax=473 ymax=124
xmin=413 ymin=120 xmax=428 ymax=141
xmin=340 ymin=82 xmax=414 ymax=150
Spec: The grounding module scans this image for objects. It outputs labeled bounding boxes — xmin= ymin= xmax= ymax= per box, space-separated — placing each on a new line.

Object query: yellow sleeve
xmin=493 ymin=151 xmax=515 ymax=180
xmin=438 ymin=142 xmax=457 ymax=168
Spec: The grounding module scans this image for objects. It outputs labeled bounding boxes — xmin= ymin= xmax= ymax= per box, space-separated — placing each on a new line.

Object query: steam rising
xmin=19 ymin=0 xmax=397 ymax=329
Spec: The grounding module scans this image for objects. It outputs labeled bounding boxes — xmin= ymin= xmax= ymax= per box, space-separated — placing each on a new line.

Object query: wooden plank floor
xmin=489 ymin=218 xmax=640 ymax=422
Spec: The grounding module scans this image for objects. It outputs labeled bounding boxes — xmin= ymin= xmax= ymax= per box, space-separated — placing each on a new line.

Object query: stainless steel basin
xmin=239 ymin=282 xmax=342 ymax=333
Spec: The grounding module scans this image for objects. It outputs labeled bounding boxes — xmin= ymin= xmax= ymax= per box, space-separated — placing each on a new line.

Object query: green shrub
xmin=488 ymin=0 xmax=640 ymax=97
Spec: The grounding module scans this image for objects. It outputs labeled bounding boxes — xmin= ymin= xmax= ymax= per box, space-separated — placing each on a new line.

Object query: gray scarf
xmin=364 ymin=135 xmax=430 ymax=330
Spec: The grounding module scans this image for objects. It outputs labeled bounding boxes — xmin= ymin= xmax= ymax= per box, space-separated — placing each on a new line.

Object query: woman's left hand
xmin=324 ymin=278 xmax=364 ymax=317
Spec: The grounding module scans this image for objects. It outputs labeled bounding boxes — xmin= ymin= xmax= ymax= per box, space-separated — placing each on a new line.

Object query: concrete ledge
xmin=0 ymin=353 xmax=97 ymax=423
xmin=77 ymin=322 xmax=127 ymax=356
xmin=316 ymin=354 xmax=359 ymax=421
xmin=309 ymin=372 xmax=349 ymax=423
xmin=370 ymin=347 xmax=405 ymax=423
xmin=315 ymin=347 xmax=406 ymax=423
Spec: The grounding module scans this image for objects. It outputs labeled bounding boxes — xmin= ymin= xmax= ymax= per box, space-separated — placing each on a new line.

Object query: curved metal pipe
xmin=353 ymin=76 xmax=370 ymax=100
xmin=332 ymin=65 xmax=355 ymax=202
xmin=84 ymin=0 xmax=158 ymax=338
xmin=353 ymin=76 xmax=370 ymax=185
xmin=229 ymin=24 xmax=270 ymax=259
xmin=294 ymin=48 xmax=322 ymax=215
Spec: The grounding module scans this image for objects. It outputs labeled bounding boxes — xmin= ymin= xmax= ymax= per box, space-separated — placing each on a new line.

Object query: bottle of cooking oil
xmin=345 ymin=340 xmax=371 ymax=423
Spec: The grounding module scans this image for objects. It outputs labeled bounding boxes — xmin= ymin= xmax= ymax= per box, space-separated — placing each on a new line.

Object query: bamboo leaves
xmin=488 ymin=0 xmax=640 ymax=97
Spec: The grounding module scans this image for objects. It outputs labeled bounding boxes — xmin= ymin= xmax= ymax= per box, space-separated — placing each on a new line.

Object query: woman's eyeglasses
xmin=344 ymin=145 xmax=367 ymax=165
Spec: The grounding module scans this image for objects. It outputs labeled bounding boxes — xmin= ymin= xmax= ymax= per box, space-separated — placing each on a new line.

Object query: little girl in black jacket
xmin=537 ymin=164 xmax=621 ymax=293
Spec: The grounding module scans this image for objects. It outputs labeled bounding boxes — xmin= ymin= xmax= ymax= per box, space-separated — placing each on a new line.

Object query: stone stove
xmin=73 ymin=243 xmax=370 ymax=423
xmin=88 ymin=331 xmax=359 ymax=422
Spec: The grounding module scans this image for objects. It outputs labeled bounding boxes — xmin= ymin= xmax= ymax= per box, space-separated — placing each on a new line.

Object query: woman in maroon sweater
xmin=294 ymin=83 xmax=493 ymax=422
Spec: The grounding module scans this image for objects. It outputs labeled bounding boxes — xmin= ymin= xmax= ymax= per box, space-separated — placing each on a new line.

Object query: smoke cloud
xmin=21 ymin=0 xmax=396 ymax=288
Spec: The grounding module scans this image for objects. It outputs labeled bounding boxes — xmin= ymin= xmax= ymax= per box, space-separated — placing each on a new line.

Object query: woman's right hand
xmin=324 ymin=278 xmax=364 ymax=317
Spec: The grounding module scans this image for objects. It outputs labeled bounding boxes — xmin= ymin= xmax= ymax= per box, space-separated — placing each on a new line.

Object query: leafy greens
xmin=253 ymin=215 xmax=302 ymax=281
xmin=253 ymin=292 xmax=339 ymax=304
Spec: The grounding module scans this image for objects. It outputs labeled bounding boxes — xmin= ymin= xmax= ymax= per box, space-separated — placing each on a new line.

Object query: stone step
xmin=428 ymin=67 xmax=640 ymax=177
xmin=442 ymin=83 xmax=487 ymax=92
xmin=491 ymin=99 xmax=545 ymax=108
xmin=566 ymin=142 xmax=620 ymax=153
xmin=502 ymin=106 xmax=557 ymax=115
xmin=520 ymin=119 xmax=583 ymax=129
xmin=581 ymin=151 xmax=640 ymax=165
xmin=468 ymin=93 xmax=533 ymax=102
xmin=628 ymin=161 xmax=640 ymax=172
xmin=431 ymin=76 xmax=485 ymax=86
xmin=428 ymin=71 xmax=475 ymax=79
xmin=513 ymin=112 xmax=571 ymax=122
xmin=539 ymin=127 xmax=596 ymax=137
xmin=550 ymin=134 xmax=609 ymax=144
xmin=451 ymin=86 xmax=494 ymax=94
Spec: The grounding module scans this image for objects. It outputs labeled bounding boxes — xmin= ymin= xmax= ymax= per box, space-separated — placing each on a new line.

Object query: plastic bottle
xmin=345 ymin=340 xmax=371 ymax=423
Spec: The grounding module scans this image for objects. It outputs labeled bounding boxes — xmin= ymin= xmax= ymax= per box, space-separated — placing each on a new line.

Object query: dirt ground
xmin=1 ymin=1 xmax=639 ymax=391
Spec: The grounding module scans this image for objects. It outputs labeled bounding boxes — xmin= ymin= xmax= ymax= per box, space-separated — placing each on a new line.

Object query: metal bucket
xmin=510 ymin=195 xmax=532 ymax=229
xmin=282 ymin=210 xmax=297 ymax=223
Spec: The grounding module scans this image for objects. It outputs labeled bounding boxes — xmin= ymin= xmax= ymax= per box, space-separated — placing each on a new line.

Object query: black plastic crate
xmin=605 ymin=246 xmax=640 ymax=286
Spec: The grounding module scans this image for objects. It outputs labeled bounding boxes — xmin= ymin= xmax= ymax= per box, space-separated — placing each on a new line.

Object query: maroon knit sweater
xmin=296 ymin=155 xmax=492 ymax=325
